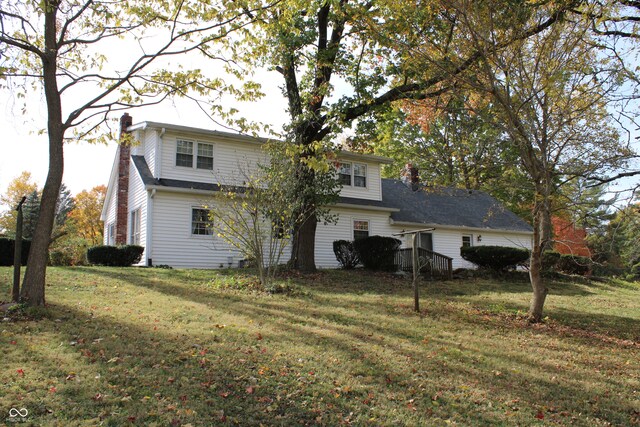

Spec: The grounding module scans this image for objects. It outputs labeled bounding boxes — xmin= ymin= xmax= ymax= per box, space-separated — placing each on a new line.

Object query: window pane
xmin=354 ymin=175 xmax=366 ymax=187
xmin=354 ymin=230 xmax=369 ymax=240
xmin=353 ymin=220 xmax=369 ymax=231
xmin=198 ymin=143 xmax=213 ymax=157
xmin=192 ymin=208 xmax=213 ymax=235
xmin=339 ymin=163 xmax=351 ymax=186
xmin=130 ymin=210 xmax=141 ymax=245
xmin=353 ymin=220 xmax=369 ymax=240
xmin=354 ymin=163 xmax=366 ymax=187
xmin=196 ymin=143 xmax=214 ymax=170
xmin=197 ymin=156 xmax=213 ymax=170
xmin=177 ymin=140 xmax=193 ymax=154
xmin=462 ymin=235 xmax=472 ymax=247
xmin=176 ymin=140 xmax=193 ymax=167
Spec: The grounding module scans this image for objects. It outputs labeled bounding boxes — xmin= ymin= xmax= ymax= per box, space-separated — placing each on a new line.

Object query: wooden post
xmin=412 ymin=232 xmax=419 ymax=312
xmin=13 ymin=196 xmax=26 ymax=303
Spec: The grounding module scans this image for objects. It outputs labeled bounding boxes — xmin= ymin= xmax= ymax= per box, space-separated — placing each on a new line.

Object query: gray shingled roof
xmin=381 ymin=179 xmax=532 ymax=232
xmin=132 ymin=155 xmax=225 ymax=192
xmin=131 ymin=155 xmax=531 ymax=232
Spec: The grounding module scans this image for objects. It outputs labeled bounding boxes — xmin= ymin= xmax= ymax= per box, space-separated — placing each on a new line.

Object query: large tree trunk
xmin=20 ymin=1 xmax=63 ymax=306
xmin=291 ymin=210 xmax=318 ymax=272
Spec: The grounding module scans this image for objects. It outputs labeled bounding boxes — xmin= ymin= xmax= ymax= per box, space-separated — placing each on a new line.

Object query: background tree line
xmin=0 ymin=172 xmax=106 ymax=266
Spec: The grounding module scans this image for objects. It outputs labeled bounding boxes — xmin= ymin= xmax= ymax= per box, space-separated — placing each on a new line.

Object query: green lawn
xmin=1 ymin=267 xmax=638 ymax=426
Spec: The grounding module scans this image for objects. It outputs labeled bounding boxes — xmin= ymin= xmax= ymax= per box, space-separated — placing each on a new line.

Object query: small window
xmin=354 ymin=163 xmax=367 ymax=187
xmin=197 ymin=143 xmax=214 ymax=170
xmin=338 ymin=163 xmax=352 ymax=186
xmin=130 ymin=209 xmax=141 ymax=245
xmin=107 ymin=223 xmax=115 ymax=245
xmin=462 ymin=234 xmax=473 ymax=248
xmin=353 ymin=220 xmax=370 ymax=240
xmin=176 ymin=140 xmax=194 ymax=167
xmin=192 ymin=208 xmax=213 ymax=236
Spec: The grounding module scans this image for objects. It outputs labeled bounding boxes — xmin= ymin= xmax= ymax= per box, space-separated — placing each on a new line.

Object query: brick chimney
xmin=115 ymin=113 xmax=133 ymax=245
xmin=401 ymin=163 xmax=419 ymax=190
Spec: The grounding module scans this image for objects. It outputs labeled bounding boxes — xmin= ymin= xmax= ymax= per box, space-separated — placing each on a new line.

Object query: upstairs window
xmin=192 ymin=208 xmax=214 ymax=236
xmin=353 ymin=220 xmax=370 ymax=240
xmin=197 ymin=143 xmax=214 ymax=170
xmin=337 ymin=162 xmax=367 ymax=187
xmin=176 ymin=140 xmax=194 ymax=167
xmin=353 ymin=163 xmax=367 ymax=187
xmin=338 ymin=163 xmax=352 ymax=186
xmin=462 ymin=234 xmax=473 ymax=248
xmin=177 ymin=140 xmax=214 ymax=170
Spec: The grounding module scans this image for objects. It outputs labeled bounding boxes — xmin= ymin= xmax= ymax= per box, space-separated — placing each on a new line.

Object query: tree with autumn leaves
xmin=0 ymin=0 xmax=262 ymax=305
xmin=0 ymin=173 xmax=106 ymax=265
xmin=222 ymin=0 xmax=574 ymax=273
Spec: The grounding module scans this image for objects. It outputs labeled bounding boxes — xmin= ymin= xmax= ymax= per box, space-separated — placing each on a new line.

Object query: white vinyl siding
xmin=128 ymin=163 xmax=147 ymax=265
xmin=314 ymin=208 xmax=395 ymax=268
xmin=161 ymin=133 xmax=263 ymax=186
xmin=103 ymin=187 xmax=117 ymax=245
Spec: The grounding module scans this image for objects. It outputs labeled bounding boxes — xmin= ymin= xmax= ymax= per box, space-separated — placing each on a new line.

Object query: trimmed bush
xmin=556 ymin=254 xmax=591 ymax=276
xmin=0 ymin=237 xmax=31 ymax=266
xmin=542 ymin=251 xmax=561 ymax=271
xmin=333 ymin=240 xmax=360 ymax=269
xmin=460 ymin=245 xmax=530 ymax=271
xmin=353 ymin=235 xmax=401 ymax=271
xmin=87 ymin=245 xmax=144 ymax=267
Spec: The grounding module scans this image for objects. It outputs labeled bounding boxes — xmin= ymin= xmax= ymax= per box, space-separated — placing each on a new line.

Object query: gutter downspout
xmin=146 ymin=188 xmax=156 ymax=266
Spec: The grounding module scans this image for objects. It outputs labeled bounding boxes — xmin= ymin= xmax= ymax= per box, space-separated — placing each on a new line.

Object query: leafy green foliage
xmin=556 ymin=255 xmax=592 ymax=276
xmin=209 ymin=141 xmax=339 ymax=287
xmin=332 ymin=240 xmax=360 ymax=269
xmin=460 ymin=246 xmax=530 ymax=271
xmin=0 ymin=237 xmax=31 ymax=266
xmin=87 ymin=245 xmax=144 ymax=267
xmin=353 ymin=236 xmax=401 ymax=271
xmin=542 ymin=251 xmax=561 ymax=272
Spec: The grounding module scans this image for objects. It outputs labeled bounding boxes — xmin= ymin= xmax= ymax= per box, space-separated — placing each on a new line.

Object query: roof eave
xmin=333 ymin=202 xmax=400 ymax=213
xmin=389 ymin=219 xmax=534 ymax=235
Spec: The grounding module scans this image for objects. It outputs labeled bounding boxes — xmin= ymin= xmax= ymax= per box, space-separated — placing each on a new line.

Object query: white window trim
xmin=176 ymin=139 xmax=215 ymax=170
xmin=190 ymin=206 xmax=214 ymax=238
xmin=337 ymin=161 xmax=368 ymax=189
xmin=462 ymin=234 xmax=473 ymax=248
xmin=129 ymin=209 xmax=141 ymax=245
xmin=353 ymin=163 xmax=367 ymax=188
xmin=107 ymin=222 xmax=115 ymax=245
xmin=352 ymin=218 xmax=371 ymax=240
xmin=176 ymin=139 xmax=195 ymax=168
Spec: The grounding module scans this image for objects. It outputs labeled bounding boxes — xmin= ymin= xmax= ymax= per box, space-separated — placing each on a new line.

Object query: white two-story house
xmin=101 ymin=113 xmax=533 ymax=269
